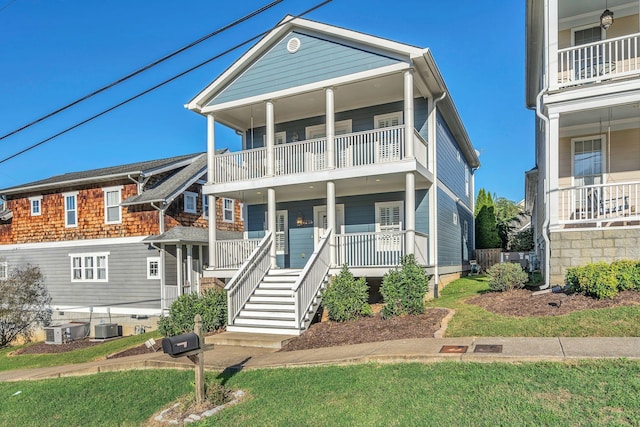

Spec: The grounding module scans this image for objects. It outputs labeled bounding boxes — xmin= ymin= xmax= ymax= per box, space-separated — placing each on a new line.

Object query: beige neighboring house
xmin=526 ymin=0 xmax=640 ymax=285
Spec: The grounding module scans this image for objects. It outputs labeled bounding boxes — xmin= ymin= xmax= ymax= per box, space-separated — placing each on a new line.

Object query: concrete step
xmin=206 ymin=331 xmax=298 ymax=347
xmin=225 ymin=325 xmax=302 ymax=336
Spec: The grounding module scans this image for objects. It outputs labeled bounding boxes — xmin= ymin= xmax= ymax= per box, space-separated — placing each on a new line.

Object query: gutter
xmin=431 ymin=91 xmax=447 ymax=298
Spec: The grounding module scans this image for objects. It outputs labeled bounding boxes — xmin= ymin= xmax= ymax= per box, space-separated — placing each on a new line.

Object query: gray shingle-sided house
xmin=0 ymin=153 xmax=242 ymax=334
xmin=186 ymin=16 xmax=480 ymax=335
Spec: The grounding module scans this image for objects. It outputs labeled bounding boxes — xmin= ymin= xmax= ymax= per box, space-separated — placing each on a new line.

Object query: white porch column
xmin=548 ymin=0 xmax=559 ymax=91
xmin=327 ymin=181 xmax=336 ymax=266
xmin=207 ymin=115 xmax=216 ymax=269
xmin=186 ymin=244 xmax=193 ymax=293
xmin=548 ymin=112 xmax=560 ymax=228
xmin=404 ymin=70 xmax=415 ymax=158
xmin=326 ymin=87 xmax=335 ymax=169
xmin=176 ymin=244 xmax=183 ymax=296
xmin=160 ymin=243 xmax=166 ymax=311
xmin=405 ymin=172 xmax=416 ymax=255
xmin=266 ymin=101 xmax=275 ymax=176
xmin=198 ymin=245 xmax=203 ymax=294
xmin=267 ymin=187 xmax=277 ymax=268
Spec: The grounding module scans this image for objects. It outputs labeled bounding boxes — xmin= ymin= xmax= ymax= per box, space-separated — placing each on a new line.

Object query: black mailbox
xmin=162 ymin=332 xmax=200 ymax=357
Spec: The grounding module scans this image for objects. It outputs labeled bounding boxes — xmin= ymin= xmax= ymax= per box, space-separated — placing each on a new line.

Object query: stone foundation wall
xmin=549 ymin=228 xmax=640 ymax=284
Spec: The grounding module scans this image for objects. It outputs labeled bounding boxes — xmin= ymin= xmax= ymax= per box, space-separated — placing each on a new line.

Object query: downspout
xmin=431 ymin=91 xmax=447 ymax=298
xmin=535 ymin=0 xmax=551 ymax=289
xmin=151 ymin=202 xmax=167 ymax=234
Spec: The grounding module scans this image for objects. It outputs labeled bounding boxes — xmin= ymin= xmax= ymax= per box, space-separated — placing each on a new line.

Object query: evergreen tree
xmin=475 ymin=205 xmax=501 ymax=249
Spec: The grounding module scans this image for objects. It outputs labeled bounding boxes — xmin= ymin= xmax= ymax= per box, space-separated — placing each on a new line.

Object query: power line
xmin=0 ymin=1 xmax=332 ymax=166
xmin=0 ymin=0 xmax=17 ymax=14
xmin=0 ymin=0 xmax=284 ymax=142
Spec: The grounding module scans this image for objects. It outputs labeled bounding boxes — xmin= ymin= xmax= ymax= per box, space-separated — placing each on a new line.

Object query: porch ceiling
xmin=211 ymin=73 xmax=406 ymax=131
xmin=559 ymin=0 xmax=636 ymax=29
xmin=560 ymin=103 xmax=640 ymax=137
xmin=212 ymin=172 xmax=431 ymax=204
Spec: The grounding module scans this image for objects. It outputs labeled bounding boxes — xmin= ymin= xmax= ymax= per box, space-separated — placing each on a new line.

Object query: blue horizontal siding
xmin=436 ymin=112 xmax=471 ymax=208
xmin=210 ymin=31 xmax=404 ymax=106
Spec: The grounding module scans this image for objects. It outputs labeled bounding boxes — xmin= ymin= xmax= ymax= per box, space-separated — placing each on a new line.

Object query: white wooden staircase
xmin=226 ymin=269 xmax=327 ymax=335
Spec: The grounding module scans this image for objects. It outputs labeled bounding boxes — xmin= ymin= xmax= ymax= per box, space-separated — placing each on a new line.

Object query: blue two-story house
xmin=187 ymin=16 xmax=479 ymax=335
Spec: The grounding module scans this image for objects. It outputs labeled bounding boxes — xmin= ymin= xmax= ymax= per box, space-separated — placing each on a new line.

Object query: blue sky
xmin=0 ymin=0 xmax=531 ymax=202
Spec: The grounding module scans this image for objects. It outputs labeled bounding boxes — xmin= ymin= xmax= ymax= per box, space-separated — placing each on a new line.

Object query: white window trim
xmin=375 ymin=201 xmax=403 ymax=252
xmin=571 ymin=23 xmax=605 ymax=46
xmin=103 ymin=185 xmax=123 ymax=225
xmin=223 ymin=198 xmax=235 ymax=223
xmin=0 ymin=261 xmax=7 ymax=280
xmin=465 ymin=165 xmax=470 ymax=197
xmin=305 ymin=120 xmax=353 ymax=139
xmin=570 ymin=134 xmax=607 ymax=186
xmin=375 ymin=201 xmax=404 ymax=232
xmin=63 ymin=191 xmax=78 ymax=228
xmin=202 ymin=192 xmax=209 ymax=219
xmin=184 ymin=191 xmax=197 ymax=214
xmin=147 ymin=256 xmax=161 ymax=280
xmin=69 ymin=252 xmax=109 ymax=282
xmin=453 ymin=212 xmax=458 ymax=225
xmin=266 ymin=210 xmax=289 ymax=255
xmin=29 ymin=196 xmax=43 ymax=216
xmin=373 ymin=112 xmax=403 ymax=129
xmin=239 ymin=202 xmax=244 ymax=221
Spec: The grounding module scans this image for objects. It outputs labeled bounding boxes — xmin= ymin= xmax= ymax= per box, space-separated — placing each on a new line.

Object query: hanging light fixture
xmin=600 ymin=1 xmax=614 ymax=30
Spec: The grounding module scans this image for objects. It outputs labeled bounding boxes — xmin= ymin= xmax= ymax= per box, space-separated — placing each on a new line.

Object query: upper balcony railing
xmin=558 ymin=32 xmax=640 ymax=87
xmin=211 ymin=126 xmax=428 ymax=185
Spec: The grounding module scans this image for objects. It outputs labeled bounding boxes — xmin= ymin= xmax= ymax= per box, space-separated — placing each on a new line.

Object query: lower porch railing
xmin=224 ymin=232 xmax=272 ymax=325
xmin=293 ymin=228 xmax=332 ymax=329
xmin=335 ymin=231 xmax=429 ymax=267
xmin=559 ymin=181 xmax=640 ymax=225
xmin=215 ymin=238 xmax=262 ymax=269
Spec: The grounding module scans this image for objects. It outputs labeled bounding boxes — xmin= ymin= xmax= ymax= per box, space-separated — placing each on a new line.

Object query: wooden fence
xmin=474 ymin=248 xmax=501 ymax=273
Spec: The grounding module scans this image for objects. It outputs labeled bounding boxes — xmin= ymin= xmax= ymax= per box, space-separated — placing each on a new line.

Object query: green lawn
xmin=2 ymin=362 xmax=640 ymax=426
xmin=426 ymin=275 xmax=640 ymax=337
xmin=0 ymin=332 xmax=160 ymax=372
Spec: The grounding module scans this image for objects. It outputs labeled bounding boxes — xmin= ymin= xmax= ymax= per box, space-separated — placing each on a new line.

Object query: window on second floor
xmin=465 ymin=165 xmax=470 ymax=197
xmin=63 ymin=192 xmax=78 ymax=228
xmin=184 ymin=192 xmax=197 ymax=214
xmin=223 ymin=198 xmax=234 ymax=223
xmin=202 ymin=193 xmax=209 ymax=219
xmin=103 ymin=186 xmax=122 ymax=224
xmin=29 ymin=196 xmax=42 ymax=216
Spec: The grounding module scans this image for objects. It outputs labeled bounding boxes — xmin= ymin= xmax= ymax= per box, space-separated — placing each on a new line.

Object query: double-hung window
xmin=374 ymin=112 xmax=403 ymax=162
xmin=29 ymin=196 xmax=42 ymax=216
xmin=223 ymin=198 xmax=234 ymax=223
xmin=0 ymin=261 xmax=7 ymax=280
xmin=266 ymin=210 xmax=289 ymax=255
xmin=147 ymin=257 xmax=160 ymax=280
xmin=184 ymin=192 xmax=197 ymax=214
xmin=70 ymin=252 xmax=109 ymax=282
xmin=63 ymin=192 xmax=78 ymax=227
xmin=375 ymin=201 xmax=403 ymax=251
xmin=103 ymin=186 xmax=122 ymax=224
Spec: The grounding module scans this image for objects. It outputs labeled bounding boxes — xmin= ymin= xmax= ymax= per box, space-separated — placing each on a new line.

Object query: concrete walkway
xmin=2 ymin=336 xmax=640 ymax=382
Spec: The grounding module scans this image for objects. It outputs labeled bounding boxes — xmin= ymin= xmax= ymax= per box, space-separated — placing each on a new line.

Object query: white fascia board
xmin=200 ymin=63 xmax=409 ymax=114
xmin=546 ymin=86 xmax=640 ymax=114
xmin=1 ymin=173 xmax=136 ymax=196
xmin=187 ymin=15 xmax=424 ymax=112
xmin=0 ymin=236 xmax=148 ymax=251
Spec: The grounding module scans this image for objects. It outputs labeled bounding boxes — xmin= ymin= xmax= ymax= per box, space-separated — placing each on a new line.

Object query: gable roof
xmin=0 ymin=153 xmax=204 ymax=196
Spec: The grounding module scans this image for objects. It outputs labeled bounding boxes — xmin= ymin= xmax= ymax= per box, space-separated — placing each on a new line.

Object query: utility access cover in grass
xmin=440 ymin=345 xmax=468 ymax=353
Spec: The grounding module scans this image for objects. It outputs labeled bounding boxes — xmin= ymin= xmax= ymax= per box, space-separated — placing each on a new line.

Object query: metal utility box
xmin=44 ymin=322 xmax=90 ymax=345
xmin=94 ymin=323 xmax=119 ymax=339
xmin=162 ymin=332 xmax=200 ymax=357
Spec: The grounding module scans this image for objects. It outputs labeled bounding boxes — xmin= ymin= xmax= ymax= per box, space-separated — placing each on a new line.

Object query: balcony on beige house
xmin=556 ymin=103 xmax=640 ymax=227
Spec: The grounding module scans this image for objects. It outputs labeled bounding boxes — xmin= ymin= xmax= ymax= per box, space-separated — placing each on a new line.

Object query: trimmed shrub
xmin=381 ymin=254 xmax=430 ymax=319
xmin=321 ymin=264 xmax=371 ymax=322
xmin=487 ymin=262 xmax=528 ymax=292
xmin=158 ymin=288 xmax=227 ymax=337
xmin=611 ymin=260 xmax=640 ymax=291
xmin=565 ymin=262 xmax=618 ymax=300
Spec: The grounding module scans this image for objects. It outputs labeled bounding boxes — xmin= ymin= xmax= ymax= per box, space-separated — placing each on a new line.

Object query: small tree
xmin=0 ymin=264 xmax=52 ymax=348
xmin=509 ymin=228 xmax=534 ymax=252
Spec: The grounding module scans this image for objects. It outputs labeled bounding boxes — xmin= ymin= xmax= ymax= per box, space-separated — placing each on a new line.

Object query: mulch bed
xmin=11 ymin=338 xmax=103 ymax=355
xmin=279 ymin=308 xmax=450 ymax=352
xmin=467 ymin=289 xmax=640 ymax=317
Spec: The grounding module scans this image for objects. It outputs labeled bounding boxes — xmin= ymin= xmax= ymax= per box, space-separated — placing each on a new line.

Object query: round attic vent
xmin=287 ymin=37 xmax=301 ymax=53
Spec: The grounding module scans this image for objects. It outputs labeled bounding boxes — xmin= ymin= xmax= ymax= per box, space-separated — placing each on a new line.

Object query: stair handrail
xmin=224 ymin=231 xmax=272 ymax=326
xmin=292 ymin=227 xmax=332 ymax=329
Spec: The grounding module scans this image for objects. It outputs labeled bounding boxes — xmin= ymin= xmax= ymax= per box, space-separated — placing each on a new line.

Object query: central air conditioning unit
xmin=44 ymin=322 xmax=90 ymax=345
xmin=94 ymin=323 xmax=119 ymax=339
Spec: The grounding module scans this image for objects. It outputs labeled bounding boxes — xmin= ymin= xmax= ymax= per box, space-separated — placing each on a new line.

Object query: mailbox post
xmin=162 ymin=314 xmax=205 ymax=404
